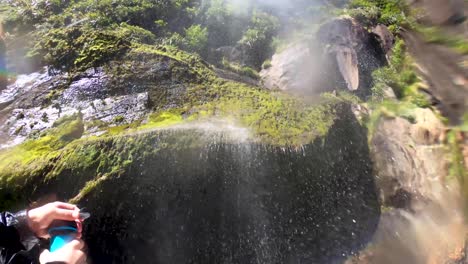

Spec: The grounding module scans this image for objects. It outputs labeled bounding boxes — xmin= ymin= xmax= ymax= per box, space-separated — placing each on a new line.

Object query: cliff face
xmin=0 ymin=0 xmax=466 ymax=263
xmin=34 ymin=109 xmax=379 ymax=263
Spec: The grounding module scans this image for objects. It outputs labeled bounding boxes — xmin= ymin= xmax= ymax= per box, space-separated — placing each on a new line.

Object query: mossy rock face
xmin=0 ymin=105 xmax=379 ymax=263
xmin=1 ymin=43 xmax=352 ymax=148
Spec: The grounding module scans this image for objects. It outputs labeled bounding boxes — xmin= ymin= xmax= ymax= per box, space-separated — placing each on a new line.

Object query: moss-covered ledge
xmin=0 ymin=96 xmax=361 ymax=209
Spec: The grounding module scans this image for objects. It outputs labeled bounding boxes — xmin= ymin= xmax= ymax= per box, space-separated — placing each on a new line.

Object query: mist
xmin=223 ymin=0 xmax=327 ymax=17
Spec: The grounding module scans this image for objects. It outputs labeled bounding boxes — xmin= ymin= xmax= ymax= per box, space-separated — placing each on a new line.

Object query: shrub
xmin=241 ymin=66 xmax=260 ymax=79
xmin=116 ymin=23 xmax=156 ymax=44
xmin=347 ymin=0 xmax=411 ymax=31
xmin=239 ymin=11 xmax=280 ymax=68
xmin=32 ymin=26 xmax=130 ymax=71
xmin=262 ymin=60 xmax=272 ymax=70
xmin=184 ymin=24 xmax=208 ymax=54
xmin=371 ymin=38 xmax=419 ymax=101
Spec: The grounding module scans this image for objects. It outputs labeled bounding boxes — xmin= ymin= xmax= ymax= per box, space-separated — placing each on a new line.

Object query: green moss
xmin=447 ymin=130 xmax=467 ymax=180
xmin=107 ymin=120 xmax=142 ymax=136
xmin=461 ymin=113 xmax=468 ymax=132
xmin=262 ymin=60 xmax=272 ymax=70
xmin=69 ymin=176 xmax=105 ymax=204
xmin=131 ymin=43 xmax=216 ymax=82
xmin=0 ymin=114 xmax=84 ymax=174
xmin=140 ymin=111 xmax=184 ymax=130
xmin=184 ymin=81 xmax=346 ymax=145
xmin=113 ymin=116 xmax=125 ymax=124
xmin=221 ymin=58 xmax=260 ymax=79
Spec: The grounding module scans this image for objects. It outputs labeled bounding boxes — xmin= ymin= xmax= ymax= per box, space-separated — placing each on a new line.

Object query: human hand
xmin=27 ymin=202 xmax=82 ymax=238
xmin=39 ymin=239 xmax=87 ymax=264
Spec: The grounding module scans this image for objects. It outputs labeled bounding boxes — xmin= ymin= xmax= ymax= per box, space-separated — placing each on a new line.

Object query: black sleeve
xmin=0 ymin=211 xmax=40 ymax=264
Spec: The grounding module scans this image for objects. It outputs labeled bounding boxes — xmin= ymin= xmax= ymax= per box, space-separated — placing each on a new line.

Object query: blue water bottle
xmin=48 ymin=211 xmax=90 ymax=252
xmin=48 ymin=220 xmax=78 ymax=252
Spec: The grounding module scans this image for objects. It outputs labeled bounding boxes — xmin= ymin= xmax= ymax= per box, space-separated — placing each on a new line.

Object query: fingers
xmin=53 ymin=202 xmax=78 ymax=210
xmin=78 ymin=250 xmax=87 ymax=264
xmin=68 ymin=239 xmax=85 ymax=250
xmin=75 ymin=220 xmax=83 ymax=238
xmin=53 ymin=207 xmax=80 ymax=220
xmin=39 ymin=249 xmax=51 ymax=264
xmin=77 ymin=250 xmax=87 ymax=264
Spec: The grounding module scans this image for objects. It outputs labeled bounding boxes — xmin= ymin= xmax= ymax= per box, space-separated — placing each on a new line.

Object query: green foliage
xmin=3 ymin=0 xmax=198 ymax=72
xmin=221 ymin=58 xmax=260 ymax=79
xmin=239 ymin=11 xmax=280 ymax=68
xmin=262 ymin=60 xmax=272 ymax=70
xmin=0 ymin=0 xmax=70 ymax=32
xmin=371 ymin=38 xmax=419 ymax=101
xmin=202 ymin=0 xmax=249 ymax=50
xmin=347 ymin=0 xmax=413 ymax=31
xmin=116 ymin=23 xmax=156 ymax=44
xmin=71 ymin=0 xmax=194 ymax=31
xmin=32 ymin=26 xmax=130 ymax=71
xmin=184 ymin=24 xmax=208 ymax=54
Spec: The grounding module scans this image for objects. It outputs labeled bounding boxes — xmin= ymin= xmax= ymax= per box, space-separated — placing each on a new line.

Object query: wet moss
xmin=93 ymin=43 xmax=345 ymax=145
xmin=0 ymin=128 xmax=244 ymax=209
xmin=185 ymin=81 xmax=339 ymax=145
xmin=0 ymin=21 xmax=360 ymax=208
xmin=0 ymin=114 xmax=84 ymax=176
xmin=139 ymin=111 xmax=184 ymax=130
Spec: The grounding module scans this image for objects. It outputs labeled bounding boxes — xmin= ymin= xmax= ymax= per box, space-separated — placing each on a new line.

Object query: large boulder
xmin=370 ymin=108 xmax=448 ymax=208
xmin=260 ymin=18 xmax=388 ymax=96
xmin=346 ymin=108 xmax=465 ymax=264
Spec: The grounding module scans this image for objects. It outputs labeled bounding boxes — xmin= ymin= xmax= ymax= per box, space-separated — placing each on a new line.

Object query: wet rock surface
xmin=0 ymin=68 xmax=149 ymax=147
xmin=0 ymin=52 xmax=200 ymax=147
xmin=23 ymin=109 xmax=378 ymax=264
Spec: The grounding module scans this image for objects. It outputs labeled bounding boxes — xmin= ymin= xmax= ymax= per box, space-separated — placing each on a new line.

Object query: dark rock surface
xmin=20 ymin=106 xmax=380 ymax=264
